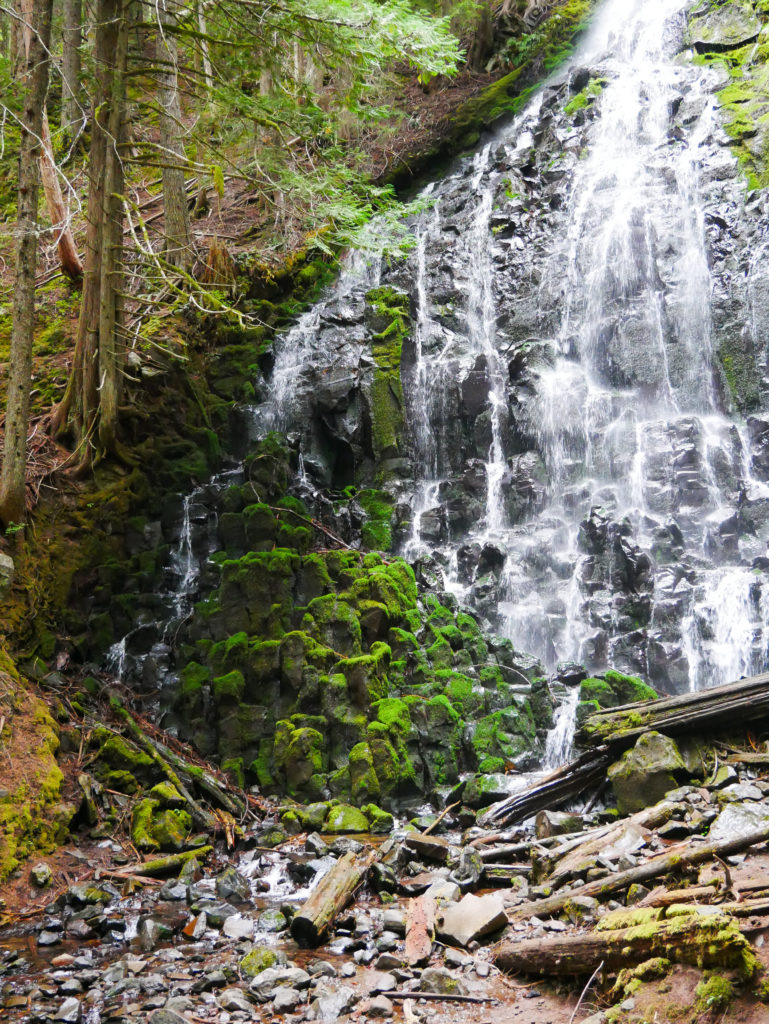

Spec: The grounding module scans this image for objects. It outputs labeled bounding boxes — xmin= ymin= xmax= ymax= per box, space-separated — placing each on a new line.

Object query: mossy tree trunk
xmin=49 ymin=0 xmax=133 ymax=468
xmin=0 ymin=0 xmax=53 ymax=527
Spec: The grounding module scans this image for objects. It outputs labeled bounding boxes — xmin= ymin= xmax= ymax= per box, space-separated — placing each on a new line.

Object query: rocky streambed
xmin=6 ymin=692 xmax=769 ymax=1024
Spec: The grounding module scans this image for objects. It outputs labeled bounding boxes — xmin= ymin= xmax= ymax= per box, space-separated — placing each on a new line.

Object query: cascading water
xmin=259 ymin=0 xmax=769 ymax=700
xmin=103 ymin=0 xmax=769 ymax=787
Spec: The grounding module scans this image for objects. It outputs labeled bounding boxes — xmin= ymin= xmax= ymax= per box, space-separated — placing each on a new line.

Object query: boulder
xmin=708 ymin=801 xmax=769 ymax=844
xmin=435 ymin=893 xmax=507 ymax=947
xmin=607 ymin=732 xmax=688 ymax=815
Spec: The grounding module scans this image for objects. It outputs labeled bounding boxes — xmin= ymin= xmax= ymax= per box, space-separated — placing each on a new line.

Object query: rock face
xmin=608 ymin=732 xmax=689 ymax=816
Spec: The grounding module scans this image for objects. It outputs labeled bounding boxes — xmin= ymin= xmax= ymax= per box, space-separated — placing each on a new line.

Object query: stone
xmin=463 ymin=773 xmax=527 ymax=809
xmin=324 ymin=804 xmax=370 ymax=834
xmin=310 ymin=982 xmax=359 ymax=1021
xmin=54 ymin=997 xmax=81 ymax=1022
xmin=363 ymin=971 xmax=396 ymax=994
xmin=607 ymin=732 xmax=688 ymax=815
xmin=240 ymin=946 xmax=287 ymax=978
xmin=535 ymin=810 xmax=584 ymax=839
xmin=215 ymin=865 xmax=250 ymax=901
xmin=436 ymin=893 xmax=507 ymax=947
xmin=219 ymin=987 xmax=253 ymax=1013
xmin=717 ymin=783 xmax=762 ymax=803
xmin=138 ymin=917 xmax=173 ymax=951
xmin=688 ymin=0 xmax=760 ymax=50
xmin=30 ymin=862 xmax=53 ymax=887
xmin=249 ymin=966 xmax=311 ymax=1002
xmin=149 ymin=1012 xmax=190 ymax=1024
xmin=366 ymin=994 xmax=394 ymax=1017
xmin=273 ymin=987 xmax=303 ymax=1012
xmin=257 ymin=907 xmax=287 ymax=932
xmin=708 ymin=801 xmax=769 ymax=843
xmin=424 ymin=879 xmax=461 ymax=903
xmin=419 ymin=967 xmax=468 ymax=996
xmin=222 ymin=914 xmax=255 ymax=939
xmin=375 ymin=953 xmax=404 ymax=970
xmin=38 ymin=929 xmax=62 ymax=946
xmin=0 ymin=552 xmax=14 ymax=594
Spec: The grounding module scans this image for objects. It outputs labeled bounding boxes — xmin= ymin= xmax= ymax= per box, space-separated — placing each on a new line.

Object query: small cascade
xmin=543 ymin=687 xmax=581 ymax=770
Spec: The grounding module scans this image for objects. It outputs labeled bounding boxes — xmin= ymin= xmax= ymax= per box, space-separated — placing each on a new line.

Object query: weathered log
xmin=478 ymin=842 xmax=532 ymax=862
xmin=124 ymin=847 xmax=212 ymax=877
xmin=478 ymin=747 xmax=611 ymax=828
xmin=579 ymin=672 xmax=769 ymax=748
xmin=545 ymin=802 xmax=676 ymax=884
xmin=509 ymin=822 xmax=769 ymax=922
xmin=291 ymin=850 xmax=377 ymax=947
xmin=405 ymin=894 xmax=435 ymax=966
xmin=494 ymin=909 xmax=755 ymax=976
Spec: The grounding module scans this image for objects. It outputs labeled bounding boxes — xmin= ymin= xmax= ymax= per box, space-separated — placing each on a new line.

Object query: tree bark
xmin=477 ymin=747 xmax=610 ymax=828
xmin=291 ymin=849 xmax=378 ymax=947
xmin=157 ymin=0 xmax=193 ymax=269
xmin=494 ymin=910 xmax=754 ymax=976
xmin=49 ymin=0 xmax=131 ymax=463
xmin=578 ymin=672 xmax=769 ymax=749
xmin=61 ymin=0 xmax=83 ymax=140
xmin=0 ymin=0 xmax=53 ymax=527
xmin=19 ymin=0 xmax=83 ymax=280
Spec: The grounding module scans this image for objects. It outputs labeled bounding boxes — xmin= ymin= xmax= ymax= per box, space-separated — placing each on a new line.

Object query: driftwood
xmin=423 ymin=801 xmax=460 ymax=836
xmin=478 ymin=747 xmax=611 ymax=828
xmin=509 ymin=822 xmax=769 ymax=922
xmin=495 ymin=909 xmax=754 ymax=975
xmin=405 ymin=894 xmax=435 ymax=966
xmin=291 ymin=850 xmax=377 ymax=947
xmin=579 ymin=672 xmax=769 ymax=748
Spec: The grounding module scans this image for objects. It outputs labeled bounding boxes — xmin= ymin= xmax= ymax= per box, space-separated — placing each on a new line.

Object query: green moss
xmin=325 ymin=803 xmax=370 ymax=833
xmin=212 ymin=669 xmax=245 ymax=704
xmin=695 ymin=974 xmax=735 ymax=1013
xmin=357 ymin=489 xmax=395 ymax=551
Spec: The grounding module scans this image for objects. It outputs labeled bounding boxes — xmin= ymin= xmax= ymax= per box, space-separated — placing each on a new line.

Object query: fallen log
xmin=545 ymin=802 xmax=676 ymax=884
xmin=579 ymin=672 xmax=769 ymax=748
xmin=508 ymin=822 xmax=769 ymax=922
xmin=381 ymin=992 xmax=494 ymax=1004
xmin=478 ymin=747 xmax=611 ymax=828
xmin=405 ymin=894 xmax=435 ymax=966
xmin=494 ymin=908 xmax=756 ymax=976
xmin=291 ymin=849 xmax=377 ymax=947
xmin=120 ymin=846 xmax=213 ymax=877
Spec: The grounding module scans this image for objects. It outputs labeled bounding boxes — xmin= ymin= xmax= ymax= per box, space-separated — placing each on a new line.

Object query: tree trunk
xmin=578 ymin=672 xmax=769 ymax=749
xmin=290 ymin=850 xmax=378 ymax=947
xmin=61 ymin=0 xmax=83 ymax=140
xmin=49 ymin=0 xmax=131 ymax=464
xmin=157 ymin=0 xmax=193 ymax=269
xmin=19 ymin=0 xmax=83 ymax=280
xmin=0 ymin=0 xmax=53 ymax=527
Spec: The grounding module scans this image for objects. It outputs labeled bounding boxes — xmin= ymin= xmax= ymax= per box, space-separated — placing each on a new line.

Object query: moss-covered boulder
xmin=607 ymin=731 xmax=689 ymax=815
xmin=325 ymin=803 xmax=370 ymax=834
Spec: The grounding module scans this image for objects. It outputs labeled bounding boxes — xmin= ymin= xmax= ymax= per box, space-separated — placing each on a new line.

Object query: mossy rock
xmin=362 ymin=803 xmax=394 ymax=834
xmin=324 ymin=803 xmax=370 ymax=834
xmin=607 ymin=731 xmax=689 ymax=815
xmin=240 ymin=946 xmax=287 ymax=977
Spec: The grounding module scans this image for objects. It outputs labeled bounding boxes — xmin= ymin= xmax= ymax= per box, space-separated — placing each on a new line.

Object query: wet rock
xmin=202 ymin=901 xmax=239 ymax=927
xmin=419 ymin=967 xmax=468 ymax=996
xmin=138 ymin=917 xmax=174 ymax=951
xmin=463 ymin=773 xmax=526 ymax=809
xmin=535 ymin=810 xmax=584 ymax=838
xmin=306 ymin=832 xmax=330 ymax=857
xmin=717 ymin=782 xmax=762 ymax=803
xmin=215 ymin=865 xmax=250 ymax=901
xmin=436 ymin=893 xmax=507 ymax=947
xmin=257 ymin=908 xmax=287 ymax=932
xmin=38 ymin=930 xmax=62 ymax=946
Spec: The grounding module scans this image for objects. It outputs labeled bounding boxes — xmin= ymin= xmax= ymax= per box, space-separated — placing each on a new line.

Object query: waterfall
xmin=105 ymin=0 xmax=769 ymax=778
